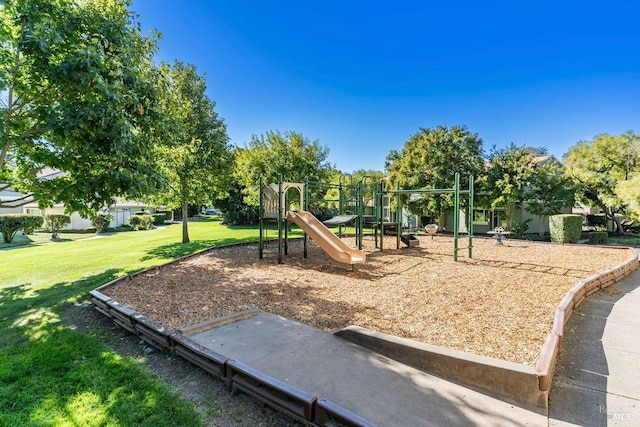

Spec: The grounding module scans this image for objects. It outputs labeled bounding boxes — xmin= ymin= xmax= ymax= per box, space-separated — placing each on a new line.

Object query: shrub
xmin=588 ymin=231 xmax=609 ymax=245
xmin=586 ymin=214 xmax=608 ymax=231
xmin=222 ymin=207 xmax=259 ymax=225
xmin=510 ymin=219 xmax=531 ymax=238
xmin=92 ymin=213 xmax=113 ymax=233
xmin=151 ymin=213 xmax=168 ymax=226
xmin=130 ymin=214 xmax=153 ymax=230
xmin=21 ymin=215 xmax=44 ymax=234
xmin=549 ymin=214 xmax=582 ymax=243
xmin=45 ymin=214 xmax=71 ymax=239
xmin=0 ymin=214 xmax=44 ymax=243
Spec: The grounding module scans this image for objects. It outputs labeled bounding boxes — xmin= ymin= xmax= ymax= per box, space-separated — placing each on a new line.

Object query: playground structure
xmin=259 ymin=173 xmax=475 ymax=264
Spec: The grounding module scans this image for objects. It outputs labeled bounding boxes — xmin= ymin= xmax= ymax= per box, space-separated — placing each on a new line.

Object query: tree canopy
xmin=386 ymin=125 xmax=485 ymax=225
xmin=234 ymin=130 xmax=333 ymax=206
xmin=481 ymin=144 xmax=536 ymax=229
xmin=1 ymin=0 xmax=162 ymax=215
xmin=524 ymin=159 xmax=575 ymax=236
xmin=564 ymin=131 xmax=640 ymax=233
xmin=151 ymin=61 xmax=232 ymax=243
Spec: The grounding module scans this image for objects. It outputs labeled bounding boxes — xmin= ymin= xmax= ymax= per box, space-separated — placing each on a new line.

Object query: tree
xmin=234 ymin=131 xmax=333 ymax=206
xmin=616 ymin=174 xmax=640 ymax=223
xmin=564 ymin=131 xmax=640 ymax=234
xmin=524 ymin=160 xmax=575 ymax=236
xmin=482 ymin=144 xmax=535 ymax=230
xmin=1 ymin=0 xmax=163 ymax=215
xmin=152 ymin=61 xmax=232 ymax=243
xmin=386 ymin=125 xmax=485 ymax=227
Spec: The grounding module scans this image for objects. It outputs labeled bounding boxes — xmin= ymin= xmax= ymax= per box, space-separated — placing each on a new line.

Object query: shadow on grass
xmin=0 ymin=269 xmax=201 ymax=426
xmin=141 ymin=237 xmax=261 ymax=261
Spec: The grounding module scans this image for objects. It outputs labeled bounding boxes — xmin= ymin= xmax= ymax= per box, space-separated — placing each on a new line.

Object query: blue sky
xmin=132 ymin=0 xmax=640 ymax=173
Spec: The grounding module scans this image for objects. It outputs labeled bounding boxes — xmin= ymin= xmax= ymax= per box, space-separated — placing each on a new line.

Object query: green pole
xmin=284 ymin=190 xmax=289 ymax=255
xmin=278 ymin=176 xmax=283 ymax=264
xmin=379 ymin=180 xmax=385 ymax=252
xmin=453 ymin=172 xmax=460 ymax=261
xmin=338 ymin=182 xmax=343 ymax=238
xmin=468 ymin=174 xmax=474 ymax=259
xmin=396 ymin=181 xmax=401 ymax=249
xmin=259 ymin=178 xmax=264 ymax=259
xmin=304 ymin=177 xmax=308 ymax=259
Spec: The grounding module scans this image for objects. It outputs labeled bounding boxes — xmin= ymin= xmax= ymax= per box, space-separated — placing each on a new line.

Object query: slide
xmin=286 ymin=210 xmax=366 ymax=265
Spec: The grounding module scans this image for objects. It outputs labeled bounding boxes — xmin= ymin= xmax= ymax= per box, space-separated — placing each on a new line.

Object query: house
xmin=452 ymin=155 xmax=573 ymax=235
xmin=21 ymin=198 xmax=154 ymax=230
xmin=2 ymin=171 xmax=154 ymax=230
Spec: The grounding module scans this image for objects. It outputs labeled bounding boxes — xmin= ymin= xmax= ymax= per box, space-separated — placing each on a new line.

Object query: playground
xmin=103 ymin=233 xmax=632 ymax=367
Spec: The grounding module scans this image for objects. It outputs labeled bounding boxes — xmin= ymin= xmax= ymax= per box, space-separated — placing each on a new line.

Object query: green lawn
xmin=608 ymin=235 xmax=640 ymax=246
xmin=0 ymin=231 xmax=97 ymax=249
xmin=0 ymin=217 xmax=273 ymax=426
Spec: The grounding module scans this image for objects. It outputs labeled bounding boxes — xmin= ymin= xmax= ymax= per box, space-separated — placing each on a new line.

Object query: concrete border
xmin=90 ymin=240 xmax=639 ymax=419
xmin=180 ymin=308 xmax=262 ymax=336
xmin=335 ymin=325 xmax=547 ymax=410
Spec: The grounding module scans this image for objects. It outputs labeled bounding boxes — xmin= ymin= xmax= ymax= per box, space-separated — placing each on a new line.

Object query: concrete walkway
xmin=189 ymin=313 xmax=546 ymax=426
xmin=549 ymin=267 xmax=640 ymax=426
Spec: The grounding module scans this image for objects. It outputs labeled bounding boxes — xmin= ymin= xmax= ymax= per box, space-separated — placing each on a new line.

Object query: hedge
xmin=588 ymin=231 xmax=609 ymax=245
xmin=0 ymin=214 xmax=44 ymax=243
xmin=130 ymin=214 xmax=153 ymax=230
xmin=549 ymin=214 xmax=582 ymax=243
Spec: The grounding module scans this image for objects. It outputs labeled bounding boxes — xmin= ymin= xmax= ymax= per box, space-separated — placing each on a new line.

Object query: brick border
xmin=535 ymin=247 xmax=639 ymax=393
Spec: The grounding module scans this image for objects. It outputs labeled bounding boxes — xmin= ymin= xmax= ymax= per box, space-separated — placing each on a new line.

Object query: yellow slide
xmin=286 ymin=210 xmax=366 ymax=265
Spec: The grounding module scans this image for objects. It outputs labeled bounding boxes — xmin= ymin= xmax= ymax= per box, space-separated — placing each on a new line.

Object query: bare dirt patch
xmin=103 ymin=235 xmax=633 ymax=366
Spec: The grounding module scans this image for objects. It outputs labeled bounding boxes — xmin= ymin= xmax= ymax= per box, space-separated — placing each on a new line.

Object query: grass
xmin=0 ymin=216 xmax=279 ymax=426
xmin=608 ymin=235 xmax=640 ymax=246
xmin=0 ymin=231 xmax=98 ymax=249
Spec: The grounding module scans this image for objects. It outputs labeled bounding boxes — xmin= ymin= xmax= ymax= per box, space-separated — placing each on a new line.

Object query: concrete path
xmin=549 ymin=267 xmax=640 ymax=426
xmin=189 ymin=312 xmax=546 ymax=426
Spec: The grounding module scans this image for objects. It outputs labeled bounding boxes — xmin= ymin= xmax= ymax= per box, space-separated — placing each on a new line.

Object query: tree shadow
xmin=0 ymin=269 xmax=202 ymax=425
xmin=140 ymin=237 xmax=259 ymax=261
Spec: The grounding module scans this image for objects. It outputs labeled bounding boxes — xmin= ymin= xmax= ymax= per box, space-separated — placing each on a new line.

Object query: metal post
xmin=277 ymin=176 xmax=283 ymax=264
xmin=453 ymin=172 xmax=460 ymax=261
xmin=259 ymin=178 xmax=264 ymax=259
xmin=304 ymin=177 xmax=308 ymax=259
xmin=379 ymin=180 xmax=385 ymax=252
xmin=468 ymin=174 xmax=474 ymax=259
xmin=396 ymin=181 xmax=401 ymax=249
xmin=338 ymin=182 xmax=343 ymax=238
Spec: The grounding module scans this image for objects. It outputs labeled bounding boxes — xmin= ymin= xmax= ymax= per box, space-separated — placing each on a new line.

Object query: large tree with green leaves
xmin=234 ymin=130 xmax=333 ymax=206
xmin=524 ymin=160 xmax=575 ymax=236
xmin=564 ymin=131 xmax=640 ymax=234
xmin=482 ymin=144 xmax=536 ymax=230
xmin=0 ymin=0 xmax=162 ymax=215
xmin=386 ymin=125 xmax=485 ymax=227
xmin=152 ymin=61 xmax=232 ymax=243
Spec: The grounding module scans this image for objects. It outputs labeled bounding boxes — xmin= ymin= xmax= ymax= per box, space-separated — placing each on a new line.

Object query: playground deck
xmin=102 ymin=235 xmax=633 ymax=366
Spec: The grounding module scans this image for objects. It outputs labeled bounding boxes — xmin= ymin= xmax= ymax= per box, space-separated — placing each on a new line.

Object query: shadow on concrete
xmin=549 ymin=273 xmax=640 ymax=426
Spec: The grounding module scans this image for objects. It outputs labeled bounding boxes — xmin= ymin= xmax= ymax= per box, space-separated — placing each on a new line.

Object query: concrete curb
xmin=335 ymin=325 xmax=548 ymax=411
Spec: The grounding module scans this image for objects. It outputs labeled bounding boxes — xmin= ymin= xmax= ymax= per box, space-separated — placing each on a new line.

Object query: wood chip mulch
xmin=103 ymin=235 xmax=634 ymax=366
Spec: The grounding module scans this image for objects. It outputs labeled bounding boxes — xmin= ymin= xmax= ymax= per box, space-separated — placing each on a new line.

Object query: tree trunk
xmin=438 ymin=211 xmax=446 ymax=231
xmin=538 ymin=215 xmax=547 ymax=237
xmin=505 ymin=203 xmax=515 ymax=230
xmin=182 ymin=202 xmax=190 ymax=243
xmin=608 ymin=207 xmax=625 ymax=235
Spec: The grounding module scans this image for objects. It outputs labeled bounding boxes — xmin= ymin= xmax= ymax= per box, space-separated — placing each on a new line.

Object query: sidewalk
xmin=189 ymin=312 xmax=546 ymax=426
xmin=549 ymin=266 xmax=640 ymax=426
